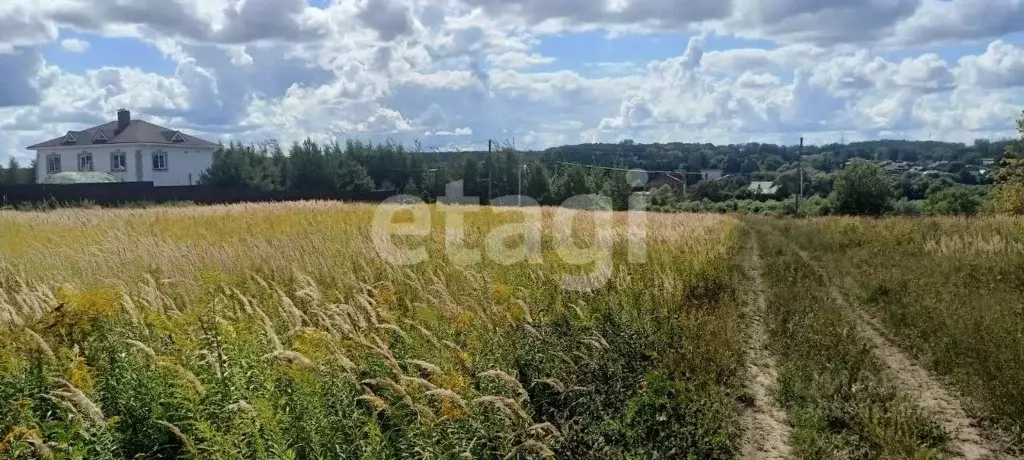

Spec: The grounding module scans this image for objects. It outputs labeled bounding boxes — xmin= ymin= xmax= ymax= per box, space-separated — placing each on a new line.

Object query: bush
xmin=829 ymin=161 xmax=894 ymax=215
xmin=891 ymin=198 xmax=923 ymax=216
xmin=924 ymin=187 xmax=982 ymax=216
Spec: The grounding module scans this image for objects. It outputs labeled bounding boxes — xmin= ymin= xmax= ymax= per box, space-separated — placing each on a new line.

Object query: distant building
xmin=748 ymin=181 xmax=780 ymax=195
xmin=646 ymin=172 xmax=687 ymax=190
xmin=700 ymin=169 xmax=724 ymax=181
xmin=27 ymin=109 xmax=218 ymax=186
xmin=981 ymin=158 xmax=996 ymax=166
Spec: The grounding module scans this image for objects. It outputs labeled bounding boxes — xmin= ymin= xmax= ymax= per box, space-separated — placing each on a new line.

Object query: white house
xmin=27 ymin=109 xmax=219 ymax=186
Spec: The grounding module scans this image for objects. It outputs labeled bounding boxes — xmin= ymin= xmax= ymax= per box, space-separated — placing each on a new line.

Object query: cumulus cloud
xmin=357 ymin=0 xmax=414 ymax=41
xmin=60 ymin=38 xmax=90 ymax=53
xmin=891 ymin=0 xmax=1024 ymax=46
xmin=728 ymin=0 xmax=922 ymax=45
xmin=956 ymin=40 xmax=1024 ymax=89
xmin=4 ymin=0 xmax=1024 ymax=163
xmin=453 ymin=0 xmax=730 ymax=31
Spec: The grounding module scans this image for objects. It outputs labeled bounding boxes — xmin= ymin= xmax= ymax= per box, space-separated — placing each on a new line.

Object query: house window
xmin=78 ymin=152 xmax=93 ymax=171
xmin=111 ymin=151 xmax=127 ymax=171
xmin=152 ymin=151 xmax=168 ymax=171
xmin=171 ymin=132 xmax=186 ymax=143
xmin=46 ymin=154 xmax=61 ymax=174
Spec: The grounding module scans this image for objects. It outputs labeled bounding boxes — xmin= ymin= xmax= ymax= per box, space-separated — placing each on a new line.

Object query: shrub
xmin=923 ymin=187 xmax=982 ymax=216
xmin=829 ymin=161 xmax=894 ymax=215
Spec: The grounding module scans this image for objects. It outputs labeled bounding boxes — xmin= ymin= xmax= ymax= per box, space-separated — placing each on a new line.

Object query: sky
xmin=3 ymin=0 xmax=1024 ymax=163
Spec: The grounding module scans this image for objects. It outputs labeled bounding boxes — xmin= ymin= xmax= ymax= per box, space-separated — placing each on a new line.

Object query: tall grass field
xmin=4 ymin=202 xmax=1024 ymax=459
xmin=0 ymin=202 xmax=747 ymax=459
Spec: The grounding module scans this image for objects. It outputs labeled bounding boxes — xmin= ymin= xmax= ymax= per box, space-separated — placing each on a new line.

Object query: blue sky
xmin=3 ymin=0 xmax=1024 ymax=163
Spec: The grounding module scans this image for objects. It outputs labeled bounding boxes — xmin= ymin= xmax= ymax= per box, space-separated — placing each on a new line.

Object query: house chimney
xmin=117 ymin=109 xmax=130 ymax=132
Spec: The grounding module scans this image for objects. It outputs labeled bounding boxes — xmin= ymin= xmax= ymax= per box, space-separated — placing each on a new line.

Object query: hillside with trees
xmin=196 ymin=122 xmax=1021 ymax=215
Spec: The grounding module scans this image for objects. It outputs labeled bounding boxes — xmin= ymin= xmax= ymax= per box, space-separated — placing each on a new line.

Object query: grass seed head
xmin=263 ymin=350 xmax=317 ymax=370
xmin=503 ymin=440 xmax=554 ymax=459
xmin=477 ymin=370 xmax=529 ymax=400
xmin=23 ymin=329 xmax=55 ymax=361
xmin=52 ymin=379 xmax=104 ymax=426
xmin=156 ymin=361 xmax=206 ymax=396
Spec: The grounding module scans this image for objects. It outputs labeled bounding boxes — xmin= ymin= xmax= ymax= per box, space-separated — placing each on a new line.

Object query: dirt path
xmin=738 ymin=239 xmax=792 ymax=460
xmin=793 ymin=248 xmax=1003 ymax=460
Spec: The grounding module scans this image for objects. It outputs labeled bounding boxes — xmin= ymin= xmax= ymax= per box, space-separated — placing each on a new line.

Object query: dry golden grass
xmin=0 ymin=201 xmax=745 ymax=459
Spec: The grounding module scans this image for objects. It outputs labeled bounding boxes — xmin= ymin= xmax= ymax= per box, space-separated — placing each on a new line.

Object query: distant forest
xmin=3 ymin=136 xmax=1020 ymax=211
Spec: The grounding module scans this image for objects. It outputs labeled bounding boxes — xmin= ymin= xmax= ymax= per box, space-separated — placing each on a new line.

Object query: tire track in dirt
xmin=739 ymin=238 xmax=793 ymax=460
xmin=793 ymin=247 xmax=1004 ymax=460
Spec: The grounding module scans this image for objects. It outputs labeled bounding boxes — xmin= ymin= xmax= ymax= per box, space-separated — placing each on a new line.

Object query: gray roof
xmin=748 ymin=181 xmax=780 ymax=194
xmin=27 ymin=119 xmax=218 ymax=149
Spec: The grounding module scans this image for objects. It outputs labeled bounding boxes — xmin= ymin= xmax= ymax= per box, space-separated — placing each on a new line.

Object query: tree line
xmin=0 ymin=158 xmax=34 ymax=186
xmin=198 ymin=131 xmax=1019 ymax=213
xmin=198 ymin=139 xmax=643 ymax=209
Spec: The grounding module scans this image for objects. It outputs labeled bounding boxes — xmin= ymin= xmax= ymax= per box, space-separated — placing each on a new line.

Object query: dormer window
xmin=170 ymin=132 xmax=186 ymax=143
xmin=61 ymin=132 xmax=78 ymax=145
xmin=91 ymin=130 xmax=108 ymax=144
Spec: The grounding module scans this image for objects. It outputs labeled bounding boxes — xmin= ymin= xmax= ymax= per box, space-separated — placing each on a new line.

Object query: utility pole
xmin=797 ymin=136 xmax=804 ymax=216
xmin=487 ymin=139 xmax=493 ymax=204
xmin=518 ymin=163 xmax=527 ymax=206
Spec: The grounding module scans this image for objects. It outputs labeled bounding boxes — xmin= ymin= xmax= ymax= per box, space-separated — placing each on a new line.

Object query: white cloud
xmin=3 ymin=0 xmax=1024 ymax=163
xmin=956 ymin=40 xmax=1024 ymax=89
xmin=60 ymin=38 xmax=90 ymax=53
xmin=425 ymin=127 xmax=473 ymax=136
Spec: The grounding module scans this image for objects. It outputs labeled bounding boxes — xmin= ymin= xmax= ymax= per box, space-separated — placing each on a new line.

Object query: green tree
xmin=269 ymin=139 xmax=289 ymax=190
xmin=3 ymin=158 xmax=26 ymax=185
xmin=524 ymin=163 xmax=552 ymax=205
xmin=924 ymin=187 xmax=981 ymax=216
xmin=955 ymin=169 xmax=977 ymax=185
xmin=553 ymin=165 xmax=590 ymax=204
xmin=993 ymin=111 xmax=1024 ymax=214
xmin=829 ymin=160 xmax=894 ymax=215
xmin=740 ymin=158 xmax=759 ymax=174
xmin=421 ymin=167 xmax=450 ymax=201
xmin=460 ymin=158 xmax=481 ymax=198
xmin=328 ymin=142 xmax=374 ymax=192
xmin=722 ymin=154 xmax=742 ymax=174
xmin=289 ymin=139 xmax=332 ymax=191
xmin=602 ymin=169 xmax=632 ymax=211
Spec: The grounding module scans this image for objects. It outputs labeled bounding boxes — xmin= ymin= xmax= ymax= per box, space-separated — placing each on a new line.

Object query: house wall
xmin=34 ymin=144 xmax=215 ymax=186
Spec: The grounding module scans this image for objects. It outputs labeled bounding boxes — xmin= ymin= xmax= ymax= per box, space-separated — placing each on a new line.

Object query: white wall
xmin=34 ymin=144 xmax=215 ymax=186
